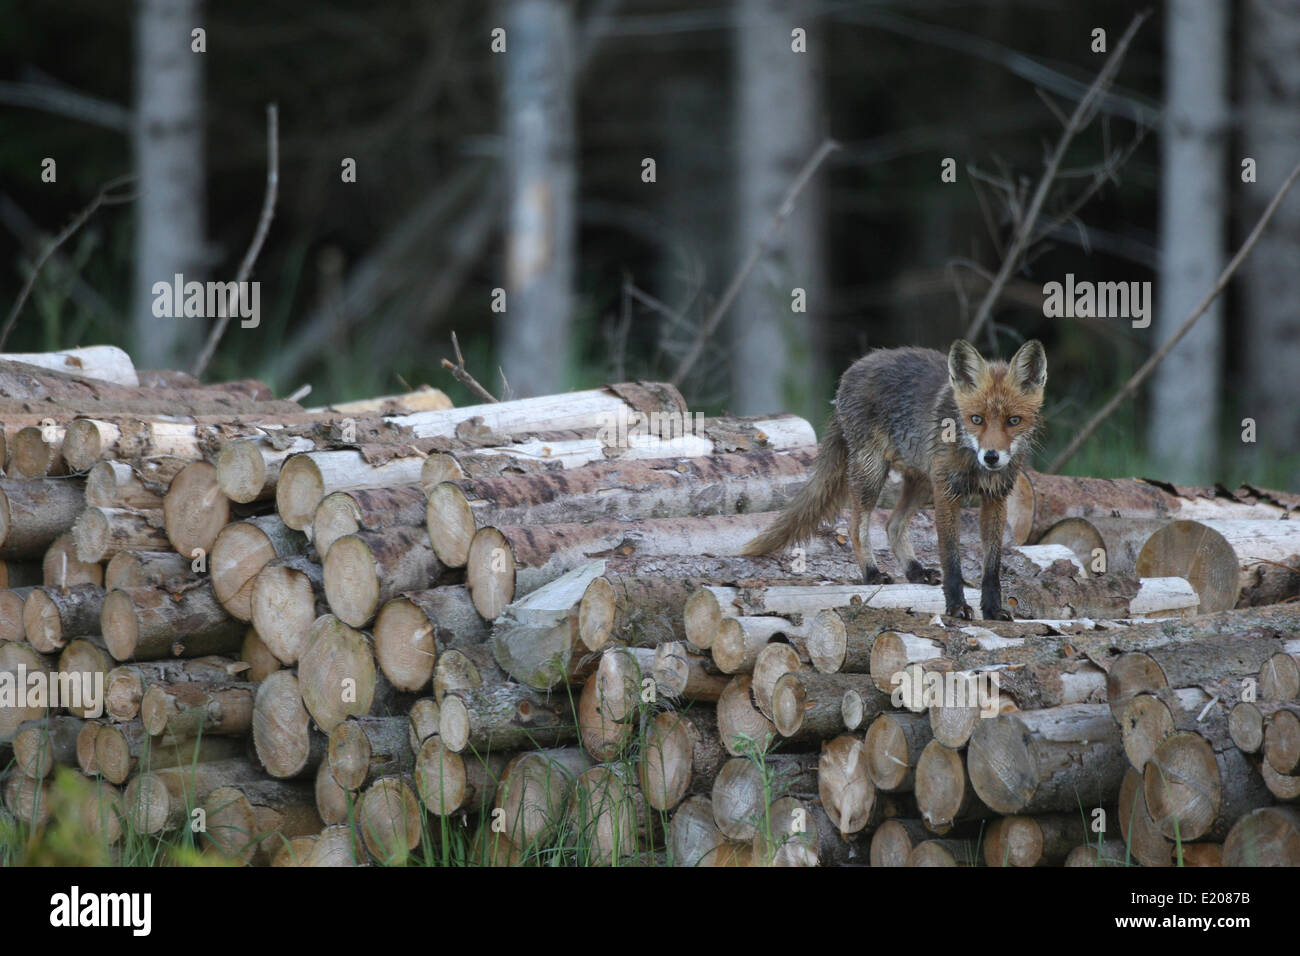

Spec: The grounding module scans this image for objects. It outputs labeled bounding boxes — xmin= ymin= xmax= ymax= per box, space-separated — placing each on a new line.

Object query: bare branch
xmin=0 ymin=173 xmax=135 ymax=350
xmin=671 ymin=138 xmax=839 ymax=387
xmin=192 ymin=103 xmax=280 ymax=378
xmin=964 ymin=11 xmax=1148 ymax=342
xmin=440 ymin=331 xmax=498 ymax=403
xmin=1046 ymin=158 xmax=1300 ymax=474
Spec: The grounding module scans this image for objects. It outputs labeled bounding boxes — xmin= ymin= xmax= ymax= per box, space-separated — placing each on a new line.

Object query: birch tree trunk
xmin=133 ymin=0 xmax=207 ymax=369
xmin=1147 ymin=0 xmax=1228 ymax=479
xmin=498 ymin=0 xmax=576 ymax=397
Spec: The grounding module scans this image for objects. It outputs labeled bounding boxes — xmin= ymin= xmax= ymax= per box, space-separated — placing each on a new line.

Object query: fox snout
xmin=979 ymin=447 xmax=1009 ymax=470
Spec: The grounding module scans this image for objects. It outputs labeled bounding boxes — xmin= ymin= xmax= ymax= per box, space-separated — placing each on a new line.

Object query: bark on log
xmin=23 ymin=583 xmax=103 ymax=653
xmin=74 ymin=507 xmax=169 ymax=563
xmin=313 ymin=485 xmax=427 ymax=560
xmin=276 ymin=453 xmax=429 ymax=532
xmin=712 ymin=616 xmax=803 ymax=674
xmin=211 ymin=516 xmax=308 ymax=621
xmin=216 ymin=434 xmax=315 ymax=504
xmin=653 ymin=641 xmax=729 ymax=704
xmin=968 ymin=704 xmax=1126 ymax=815
xmin=752 ymin=797 xmax=866 ymax=867
xmin=6 ymin=346 xmax=139 ymax=385
xmin=101 ymin=583 xmax=244 ymax=661
xmin=323 ymin=526 xmax=445 ymax=628
xmin=84 ymin=459 xmax=181 ymax=510
xmin=0 ymin=477 xmax=85 ymax=560
xmin=252 ymin=670 xmax=327 ymax=779
xmin=433 ymin=644 xmax=503 ymax=704
xmin=62 ymin=418 xmax=202 ymax=473
xmin=163 ymin=462 xmax=230 ymax=558
xmin=1107 ymin=633 xmax=1290 ymax=718
xmin=426 ymin=448 xmax=816 ymax=568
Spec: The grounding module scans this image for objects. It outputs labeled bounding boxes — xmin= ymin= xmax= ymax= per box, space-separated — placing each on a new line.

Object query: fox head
xmin=947 ymin=339 xmax=1047 ymax=471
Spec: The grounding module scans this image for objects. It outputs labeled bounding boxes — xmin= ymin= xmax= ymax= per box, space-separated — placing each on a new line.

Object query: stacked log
xmin=3 ymin=345 xmax=1299 ymax=867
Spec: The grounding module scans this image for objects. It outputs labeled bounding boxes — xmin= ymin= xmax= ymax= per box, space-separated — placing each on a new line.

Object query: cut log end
xmin=466 ymin=527 xmax=514 ymax=620
xmin=1136 ymin=520 xmax=1240 ymax=614
xmin=426 ymin=482 xmax=476 ymax=568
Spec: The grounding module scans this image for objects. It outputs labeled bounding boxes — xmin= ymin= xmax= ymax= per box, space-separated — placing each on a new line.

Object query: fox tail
xmin=742 ymin=415 xmax=848 ymax=556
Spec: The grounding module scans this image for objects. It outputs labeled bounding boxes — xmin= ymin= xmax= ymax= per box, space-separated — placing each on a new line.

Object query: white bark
xmin=1148 ymin=0 xmax=1228 ymax=478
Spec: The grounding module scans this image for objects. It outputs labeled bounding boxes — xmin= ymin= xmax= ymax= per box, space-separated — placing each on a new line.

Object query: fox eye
xmin=969 ymin=414 xmax=984 ymax=426
xmin=1007 ymin=416 xmax=1021 ymax=426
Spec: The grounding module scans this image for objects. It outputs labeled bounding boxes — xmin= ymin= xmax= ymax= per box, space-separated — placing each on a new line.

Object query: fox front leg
xmin=932 ymin=487 xmax=971 ymax=619
xmin=979 ymin=496 xmax=1012 ymax=621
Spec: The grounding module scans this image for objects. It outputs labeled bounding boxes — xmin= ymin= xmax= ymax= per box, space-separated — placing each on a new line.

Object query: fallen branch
xmin=0 ymin=174 xmax=135 ymax=350
xmin=964 ymin=11 xmax=1148 ymax=343
xmin=670 ymin=138 xmax=839 ymax=387
xmin=192 ymin=103 xmax=280 ymax=378
xmin=440 ymin=331 xmax=499 ymax=403
xmin=1047 ymin=158 xmax=1300 ymax=474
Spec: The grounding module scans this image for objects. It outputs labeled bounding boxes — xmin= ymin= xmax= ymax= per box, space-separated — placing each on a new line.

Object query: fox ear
xmin=1009 ymin=339 xmax=1047 ymax=392
xmin=947 ymin=339 xmax=984 ymax=392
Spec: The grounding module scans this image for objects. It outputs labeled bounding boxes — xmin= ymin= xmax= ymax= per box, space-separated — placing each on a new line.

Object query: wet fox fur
xmin=743 ymin=339 xmax=1047 ymax=620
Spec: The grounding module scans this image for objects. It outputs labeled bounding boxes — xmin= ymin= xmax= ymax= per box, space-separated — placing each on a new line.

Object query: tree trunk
xmin=203 ymin=779 xmax=321 ymax=865
xmin=712 ymin=615 xmax=803 ymax=674
xmin=94 ymin=720 xmax=243 ymax=785
xmin=124 ymin=758 xmax=264 ymax=835
xmin=140 ymin=679 xmax=255 ymax=741
xmin=133 ymin=0 xmax=206 ymax=368
xmin=771 ymin=671 xmax=886 ymax=744
xmin=57 ymin=637 xmax=113 ymax=718
xmin=1143 ymin=729 xmax=1271 ymax=841
xmin=653 ymin=641 xmax=729 ymax=704
xmin=489 ymin=562 xmax=600 ymax=690
xmin=1107 ymin=633 xmax=1291 ymax=717
xmin=439 ymin=677 xmax=578 ymax=754
xmin=414 ymin=736 xmax=507 ymax=816
xmin=639 ymin=708 xmax=727 ymax=812
xmin=12 ymin=715 xmax=82 ymax=778
xmin=499 ymin=0 xmax=576 ymax=397
xmin=42 ymin=533 xmax=102 ymax=588
xmin=163 ymin=461 xmax=230 ymax=558
xmin=105 ymin=549 xmax=195 ymax=590
xmin=863 ymin=711 xmax=933 ymax=793
xmin=374 ymin=588 xmax=489 ymax=693
xmin=62 ymin=418 xmax=202 ymax=473
xmin=711 ymin=753 xmax=819 ymax=841
xmin=104 ymin=655 xmax=245 ymax=722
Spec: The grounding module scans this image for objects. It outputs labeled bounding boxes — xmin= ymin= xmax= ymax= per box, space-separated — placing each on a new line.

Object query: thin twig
xmin=670 ymin=138 xmax=839 ymax=387
xmin=964 ymin=11 xmax=1148 ymax=342
xmin=0 ymin=173 xmax=135 ymax=350
xmin=1046 ymin=159 xmax=1300 ymax=475
xmin=192 ymin=103 xmax=280 ymax=378
xmin=440 ymin=330 xmax=498 ymax=403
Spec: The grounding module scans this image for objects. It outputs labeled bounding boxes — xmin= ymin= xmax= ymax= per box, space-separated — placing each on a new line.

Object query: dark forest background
xmin=1 ymin=0 xmax=1297 ymax=489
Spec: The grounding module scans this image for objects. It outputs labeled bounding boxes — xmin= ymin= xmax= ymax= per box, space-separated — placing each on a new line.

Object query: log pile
xmin=2 ymin=345 xmax=1300 ymax=866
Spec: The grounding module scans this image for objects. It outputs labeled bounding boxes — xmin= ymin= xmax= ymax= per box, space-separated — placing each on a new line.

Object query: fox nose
xmin=982 ymin=450 xmax=1000 ymax=466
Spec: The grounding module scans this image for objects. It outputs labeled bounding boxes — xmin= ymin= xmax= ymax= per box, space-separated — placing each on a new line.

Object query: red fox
xmin=743 ymin=339 xmax=1047 ymax=620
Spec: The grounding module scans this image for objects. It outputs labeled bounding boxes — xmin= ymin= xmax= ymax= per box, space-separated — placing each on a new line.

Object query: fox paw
xmin=945 ymin=603 xmax=974 ymax=620
xmin=862 ymin=568 xmax=893 ymax=585
xmin=905 ymin=562 xmax=941 ymax=585
xmin=983 ymin=607 xmax=1014 ymax=621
